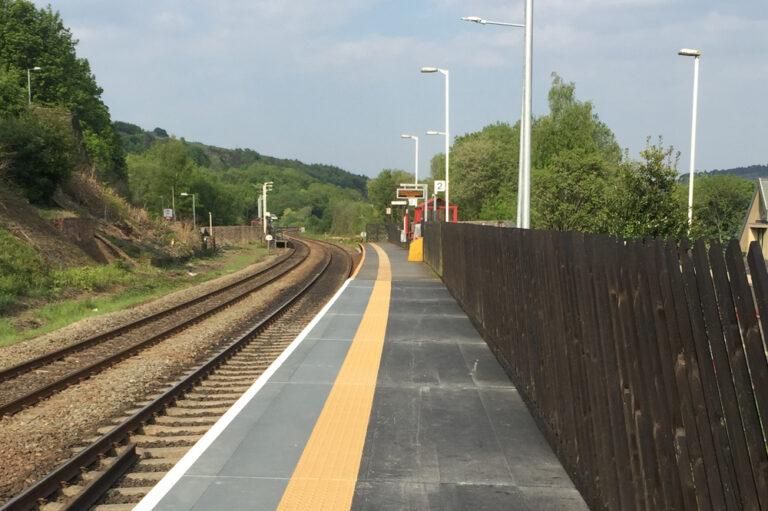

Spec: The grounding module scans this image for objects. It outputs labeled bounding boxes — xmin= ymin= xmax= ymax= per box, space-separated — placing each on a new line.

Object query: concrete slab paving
xmin=139 ymin=242 xmax=588 ymax=511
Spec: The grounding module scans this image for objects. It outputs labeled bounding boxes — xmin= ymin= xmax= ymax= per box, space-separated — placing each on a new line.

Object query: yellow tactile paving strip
xmin=350 ymin=243 xmax=365 ymax=280
xmin=276 ymin=243 xmax=391 ymax=510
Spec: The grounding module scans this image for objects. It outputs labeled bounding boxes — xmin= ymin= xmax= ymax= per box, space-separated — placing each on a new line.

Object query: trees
xmin=366 ymin=169 xmax=413 ymax=221
xmin=532 ymin=149 xmax=611 ymax=233
xmin=691 ymin=174 xmax=754 ymax=242
xmin=0 ymin=107 xmax=80 ymax=203
xmin=0 ymin=0 xmax=126 ymax=183
xmin=609 ymin=138 xmax=687 ymax=239
xmin=450 ymin=123 xmax=518 ymax=220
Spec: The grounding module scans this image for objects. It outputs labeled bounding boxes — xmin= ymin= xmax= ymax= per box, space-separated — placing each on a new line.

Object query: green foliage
xmin=691 ymin=174 xmax=754 ymax=242
xmin=0 ymin=106 xmax=79 ymax=202
xmin=123 ymin=134 xmax=367 ymax=232
xmin=532 ymin=149 xmax=611 ymax=232
xmin=0 ymin=226 xmax=51 ymax=310
xmin=451 ymin=122 xmax=518 ymax=220
xmin=610 ymin=137 xmax=687 ymax=239
xmin=366 ymin=169 xmax=414 ymax=221
xmin=0 ymin=0 xmax=126 ymax=182
xmin=0 ymin=67 xmax=25 ymax=118
xmin=533 ymin=73 xmax=621 ymax=169
xmin=51 ymin=264 xmax=133 ymax=292
xmin=329 ymin=197 xmax=374 ymax=235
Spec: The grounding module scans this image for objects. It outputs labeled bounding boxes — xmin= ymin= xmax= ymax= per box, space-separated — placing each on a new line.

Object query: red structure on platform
xmin=403 ymin=198 xmax=458 ymax=240
xmin=414 ymin=197 xmax=457 ymax=224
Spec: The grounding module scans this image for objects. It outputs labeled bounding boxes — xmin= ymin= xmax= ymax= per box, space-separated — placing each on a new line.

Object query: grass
xmin=0 ymin=243 xmax=271 ymax=348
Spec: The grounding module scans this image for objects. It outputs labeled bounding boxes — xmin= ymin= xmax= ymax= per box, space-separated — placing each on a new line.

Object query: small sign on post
xmin=434 ymin=180 xmax=446 ymax=192
xmin=163 ymin=208 xmax=173 ymax=220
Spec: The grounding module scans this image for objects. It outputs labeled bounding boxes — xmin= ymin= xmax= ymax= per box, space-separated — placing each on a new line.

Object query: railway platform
xmin=133 ymin=242 xmax=588 ymax=511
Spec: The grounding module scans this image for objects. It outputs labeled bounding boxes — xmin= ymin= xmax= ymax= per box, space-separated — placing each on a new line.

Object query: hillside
xmin=114 ymin=122 xmax=368 ymax=198
xmin=679 ymin=164 xmax=768 ymax=184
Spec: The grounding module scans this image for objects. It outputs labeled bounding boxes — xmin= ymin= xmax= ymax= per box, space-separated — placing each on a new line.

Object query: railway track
xmin=0 ymin=243 xmax=304 ymax=417
xmin=0 ymin=236 xmax=355 ymax=511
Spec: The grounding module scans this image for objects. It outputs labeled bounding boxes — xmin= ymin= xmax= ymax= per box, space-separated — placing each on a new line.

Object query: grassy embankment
xmin=0 ymin=226 xmax=270 ymax=348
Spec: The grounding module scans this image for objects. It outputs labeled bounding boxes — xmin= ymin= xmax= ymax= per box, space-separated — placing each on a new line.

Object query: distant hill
xmin=113 ymin=121 xmax=369 ymax=198
xmin=679 ymin=164 xmax=768 ymax=184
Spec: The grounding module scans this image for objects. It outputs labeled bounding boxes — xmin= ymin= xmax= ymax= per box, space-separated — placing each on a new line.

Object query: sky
xmin=34 ymin=0 xmax=768 ymax=179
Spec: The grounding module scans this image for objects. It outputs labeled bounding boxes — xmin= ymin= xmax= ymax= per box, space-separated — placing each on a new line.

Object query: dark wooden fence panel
xmin=422 ymin=222 xmax=768 ymax=511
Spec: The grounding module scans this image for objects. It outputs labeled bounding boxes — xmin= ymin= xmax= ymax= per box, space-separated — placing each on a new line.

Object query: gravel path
xmin=0 ymin=245 xmax=329 ymax=504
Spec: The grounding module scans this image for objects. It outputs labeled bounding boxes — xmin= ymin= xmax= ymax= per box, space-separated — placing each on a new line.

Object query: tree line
xmin=368 ymin=73 xmax=754 ymax=243
xmin=119 ymin=123 xmax=373 ymax=233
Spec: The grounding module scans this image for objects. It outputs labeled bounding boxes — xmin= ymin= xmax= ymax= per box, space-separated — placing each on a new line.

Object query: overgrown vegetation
xmin=0 ymin=236 xmax=271 ymax=346
xmin=0 ymin=0 xmax=126 ymax=187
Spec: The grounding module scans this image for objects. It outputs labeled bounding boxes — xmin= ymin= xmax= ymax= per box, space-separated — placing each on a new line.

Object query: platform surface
xmin=135 ymin=242 xmax=588 ymax=511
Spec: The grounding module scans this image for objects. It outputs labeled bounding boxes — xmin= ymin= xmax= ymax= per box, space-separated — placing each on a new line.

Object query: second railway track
xmin=0 ymin=242 xmax=308 ymax=417
xmin=0 ymin=236 xmax=356 ymax=511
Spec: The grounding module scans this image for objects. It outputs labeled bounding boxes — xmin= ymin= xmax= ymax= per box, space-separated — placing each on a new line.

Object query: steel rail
xmin=0 ymin=240 xmax=342 ymax=511
xmin=0 ymin=246 xmax=296 ymax=384
xmin=0 ymin=244 xmax=305 ymax=417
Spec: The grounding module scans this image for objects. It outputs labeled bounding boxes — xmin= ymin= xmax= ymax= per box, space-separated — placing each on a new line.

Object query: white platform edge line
xmin=133 ymin=278 xmax=354 ymax=510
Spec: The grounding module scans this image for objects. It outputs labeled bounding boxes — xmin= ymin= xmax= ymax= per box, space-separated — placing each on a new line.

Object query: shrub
xmin=0 ymin=106 xmax=79 ymax=203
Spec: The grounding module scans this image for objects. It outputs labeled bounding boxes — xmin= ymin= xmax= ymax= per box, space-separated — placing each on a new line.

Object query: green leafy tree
xmin=366 ymin=169 xmax=413 ymax=221
xmin=0 ymin=106 xmax=79 ymax=203
xmin=0 ymin=0 xmax=126 ymax=182
xmin=691 ymin=174 xmax=754 ymax=242
xmin=0 ymin=68 xmax=25 ymax=118
xmin=610 ymin=137 xmax=687 ymax=239
xmin=450 ymin=122 xmax=518 ymax=220
xmin=329 ymin=197 xmax=374 ymax=235
xmin=532 ymin=149 xmax=611 ymax=232
xmin=533 ymin=73 xmax=621 ymax=170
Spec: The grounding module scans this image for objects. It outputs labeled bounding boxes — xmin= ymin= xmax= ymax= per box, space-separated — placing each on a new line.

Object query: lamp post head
xmin=31 ymin=66 xmax=41 ymax=71
xmin=678 ymin=48 xmax=701 ymax=57
xmin=180 ymin=192 xmax=189 ymax=197
xmin=461 ymin=16 xmax=486 ymax=24
xmin=421 ymin=67 xmax=438 ymax=73
xmin=426 ymin=131 xmax=445 ymax=136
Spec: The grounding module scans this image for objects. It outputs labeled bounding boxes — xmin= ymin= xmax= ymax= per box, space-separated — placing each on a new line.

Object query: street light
xmin=462 ymin=12 xmax=530 ymax=228
xmin=262 ymin=181 xmax=273 ymax=236
xmin=678 ymin=48 xmax=701 ymax=227
xmin=27 ymin=66 xmax=41 ymax=105
xmin=421 ymin=67 xmax=451 ymax=222
xmin=180 ymin=192 xmax=196 ymax=230
xmin=401 ymin=134 xmax=419 ymax=184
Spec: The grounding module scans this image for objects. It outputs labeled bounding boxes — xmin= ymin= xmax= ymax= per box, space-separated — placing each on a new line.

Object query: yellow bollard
xmin=407 ymin=237 xmax=423 ymax=262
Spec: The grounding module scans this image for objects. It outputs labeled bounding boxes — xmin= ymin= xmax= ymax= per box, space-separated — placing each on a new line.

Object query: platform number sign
xmin=434 ymin=180 xmax=446 ymax=193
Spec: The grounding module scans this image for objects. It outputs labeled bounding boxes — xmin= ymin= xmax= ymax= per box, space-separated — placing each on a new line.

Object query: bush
xmin=0 ymin=106 xmax=79 ymax=203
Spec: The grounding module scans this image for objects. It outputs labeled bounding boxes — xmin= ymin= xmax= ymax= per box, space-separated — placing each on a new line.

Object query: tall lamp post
xmin=262 ymin=181 xmax=273 ymax=236
xmin=400 ymin=134 xmax=419 ymax=183
xmin=421 ymin=67 xmax=451 ymax=222
xmin=180 ymin=192 xmax=196 ymax=230
xmin=678 ymin=48 xmax=701 ymax=227
xmin=27 ymin=66 xmax=41 ymax=105
xmin=462 ymin=14 xmax=530 ymax=228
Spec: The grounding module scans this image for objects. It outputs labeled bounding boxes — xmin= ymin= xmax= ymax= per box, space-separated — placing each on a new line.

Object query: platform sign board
xmin=434 ymin=180 xmax=446 ymax=192
xmin=397 ymin=183 xmax=427 ymax=200
xmin=397 ymin=188 xmax=425 ymax=199
xmin=391 ymin=200 xmax=408 ymax=206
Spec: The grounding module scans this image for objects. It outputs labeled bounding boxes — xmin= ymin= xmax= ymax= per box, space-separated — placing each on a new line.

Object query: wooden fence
xmin=423 ymin=222 xmax=768 ymax=511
